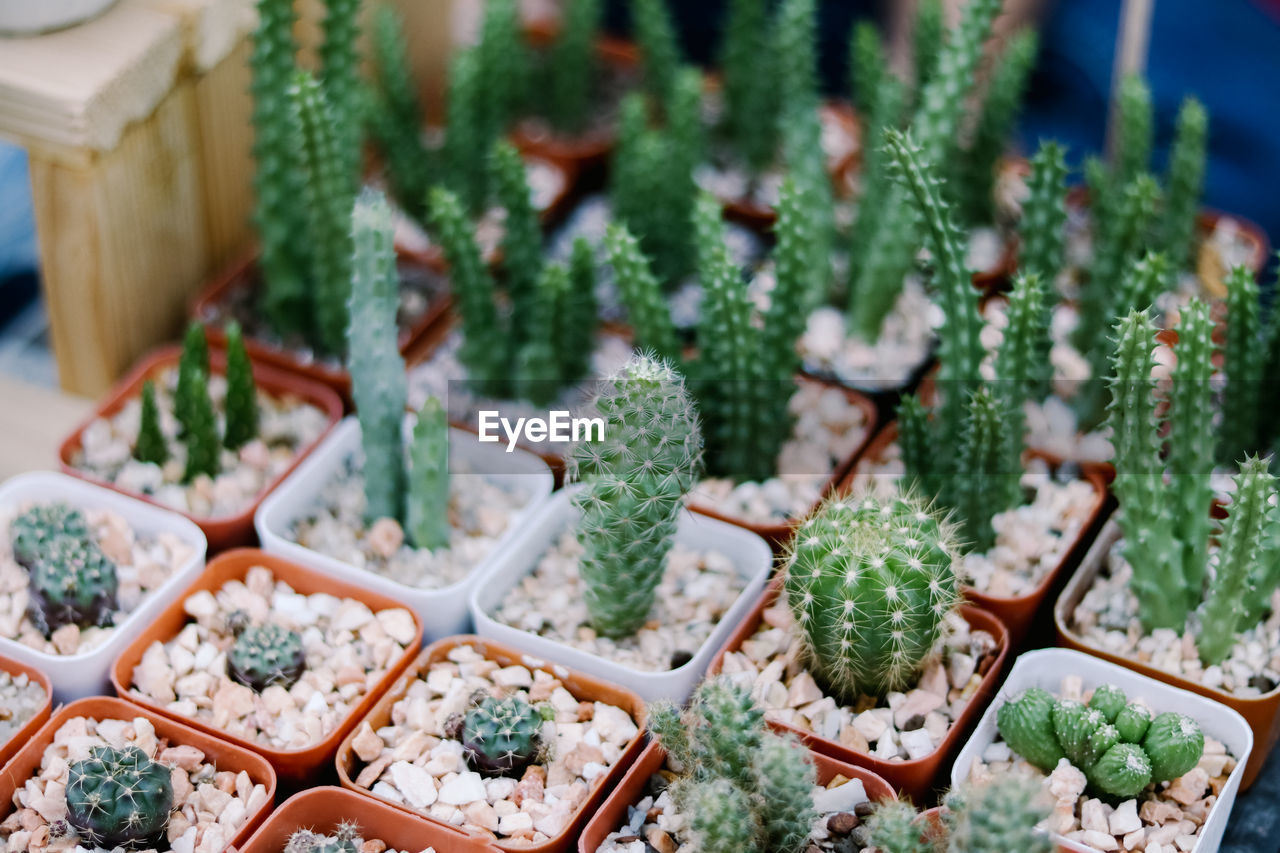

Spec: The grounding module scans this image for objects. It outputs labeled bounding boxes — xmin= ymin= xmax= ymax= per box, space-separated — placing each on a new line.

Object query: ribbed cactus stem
xmin=955 ymin=387 xmax=1018 ymax=552
xmin=764 ymin=176 xmax=818 ymax=374
xmin=174 ymin=322 xmax=209 ymax=439
xmin=180 ymin=369 xmax=219 ymax=484
xmin=660 ymin=67 xmax=704 ymax=282
xmin=688 ymin=779 xmax=759 ymax=853
xmin=317 ymin=0 xmax=361 ymax=194
xmin=994 ymin=271 xmax=1049 ymax=467
xmin=444 ymin=48 xmax=488 ymax=213
xmin=366 ymin=6 xmax=434 ymax=224
xmin=1017 ymin=141 xmax=1069 ymax=289
xmin=134 ymin=381 xmax=167 ymax=466
xmin=406 ymin=398 xmax=450 ymax=552
xmin=898 ymin=393 xmax=939 ymax=499
xmin=347 ymin=189 xmax=408 ymax=525
xmin=1118 ymin=251 xmax=1173 ymax=317
xmin=1197 ymin=456 xmax=1277 ymax=665
xmin=475 ymin=0 xmax=528 ymax=143
xmin=1163 ymin=97 xmax=1208 ymax=267
xmin=559 ymin=238 xmax=599 ymax=385
xmin=547 ymin=0 xmax=601 ymax=133
xmin=1113 ymin=74 xmax=1153 ymax=187
xmin=690 ymin=680 xmax=763 ymax=784
xmin=945 ymin=777 xmax=1052 ymax=853
xmin=632 ymin=0 xmax=680 ymax=104
xmin=773 ymin=0 xmax=818 ymax=119
xmin=867 ymin=800 xmax=931 ymax=853
xmin=603 ymin=224 xmax=680 ymax=362
xmin=849 ymin=21 xmax=886 ymax=116
xmin=222 ymin=322 xmax=258 ymax=451
xmin=912 ymin=0 xmax=944 ymax=99
xmin=755 ymin=734 xmax=818 ymax=853
xmin=493 ymin=141 xmax=543 ymax=357
xmin=720 ymin=0 xmax=775 ymax=173
xmin=570 ymin=354 xmax=703 ymax=637
xmin=1221 ymin=265 xmax=1264 ymax=464
xmin=515 ymin=261 xmax=568 ymax=406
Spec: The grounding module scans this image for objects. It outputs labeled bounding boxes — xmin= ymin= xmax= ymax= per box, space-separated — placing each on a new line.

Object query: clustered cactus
xmin=65 ymin=745 xmax=175 ymax=849
xmin=461 ymin=695 xmax=547 ymax=776
xmin=998 ymin=683 xmax=1204 ymax=799
xmin=784 ymin=492 xmax=962 ymax=702
xmin=569 ymin=353 xmax=703 ymax=638
xmin=869 ymin=777 xmax=1052 ymax=853
xmin=541 ymin=0 xmax=603 ymax=135
xmin=285 ymin=821 xmax=364 ymax=853
xmin=10 ymin=502 xmax=119 ymax=637
xmin=1218 ymin=263 xmax=1280 ymax=465
xmin=228 ymin=622 xmax=307 ymax=692
xmin=648 ymin=679 xmax=817 ymax=853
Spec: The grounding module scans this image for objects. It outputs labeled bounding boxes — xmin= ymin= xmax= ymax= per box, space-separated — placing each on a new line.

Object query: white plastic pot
xmin=256 ymin=416 xmax=554 ymax=642
xmin=0 ymin=0 xmax=119 ymax=35
xmin=469 ymin=486 xmax=773 ymax=703
xmin=0 ymin=471 xmax=207 ymax=701
xmin=951 ymin=648 xmax=1253 ymax=853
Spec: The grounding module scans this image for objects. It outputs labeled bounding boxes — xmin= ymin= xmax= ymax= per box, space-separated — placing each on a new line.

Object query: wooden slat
xmin=194 ymin=37 xmax=253 ymax=269
xmin=140 ymin=0 xmax=255 ymax=73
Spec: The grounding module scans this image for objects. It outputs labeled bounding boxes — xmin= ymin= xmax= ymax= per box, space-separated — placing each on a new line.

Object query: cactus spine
xmin=66 ymin=745 xmax=174 ymax=849
xmin=229 ymin=622 xmax=307 ymax=691
xmin=461 ymin=695 xmax=544 ymax=775
xmin=223 ymin=322 xmax=258 ymax=451
xmin=570 ymin=354 xmax=703 ymax=637
xmin=784 ymin=493 xmax=962 ymax=701
xmin=1162 ymin=97 xmax=1208 ymax=266
xmin=134 ymin=381 xmax=167 ymax=466
xmin=406 ymin=398 xmax=450 ymax=551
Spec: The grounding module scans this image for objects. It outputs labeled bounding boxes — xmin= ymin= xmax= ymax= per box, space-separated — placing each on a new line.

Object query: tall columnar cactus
xmin=867 ymin=800 xmax=932 ymax=853
xmin=897 ymin=393 xmax=939 ymax=498
xmin=546 ymin=0 xmax=601 ymax=133
xmin=1197 ymin=456 xmax=1278 ymax=664
xmin=66 ymin=745 xmax=174 ymax=849
xmin=1117 ymin=250 xmax=1173 ymax=317
xmin=317 ymin=0 xmax=361 ymax=193
xmin=772 ymin=0 xmax=818 ymax=120
xmin=912 ymin=0 xmax=944 ymax=99
xmin=849 ymin=21 xmax=886 ymax=116
xmin=687 ymin=779 xmax=759 ymax=853
xmin=476 ymin=0 xmax=528 ymax=143
xmin=348 ymin=190 xmax=408 ymax=525
xmin=602 ymin=224 xmax=680 ymax=362
xmin=944 ymin=777 xmax=1052 ymax=853
xmin=995 ymin=271 xmax=1051 ymax=465
xmin=1221 ymin=265 xmax=1264 ymax=464
xmin=428 ymin=187 xmax=508 ymax=396
xmin=180 ymin=369 xmax=219 ymax=484
xmin=719 ymin=0 xmax=775 ymax=173
xmin=754 ymin=734 xmax=817 ymax=853
xmin=134 ymin=381 xmax=167 ymax=466
xmin=290 ymin=71 xmax=354 ymax=356
xmin=1017 ymin=141 xmax=1069 ymax=287
xmin=559 ymin=237 xmax=599 ymax=385
xmin=1162 ymin=97 xmax=1208 ymax=266
xmin=174 ymin=322 xmax=209 ymax=439
xmin=462 ymin=695 xmax=544 ymax=775
xmin=229 ymin=623 xmax=307 ymax=691
xmin=366 ymin=6 xmax=435 ymax=223
xmin=954 ymin=387 xmax=1019 ymax=552
xmin=569 ymin=354 xmax=702 ymax=638
xmin=492 ymin=141 xmax=543 ymax=356
xmin=517 ymin=261 xmax=572 ymax=406
xmin=631 ymin=0 xmax=680 ymax=105
xmin=784 ymin=493 xmax=962 ymax=701
xmin=28 ymin=538 xmax=119 ymax=636
xmin=222 ymin=322 xmax=258 ymax=451
xmin=1113 ymin=74 xmax=1153 ymax=190
xmin=444 ymin=48 xmax=489 ymax=214
xmin=406 ymin=398 xmax=450 ymax=552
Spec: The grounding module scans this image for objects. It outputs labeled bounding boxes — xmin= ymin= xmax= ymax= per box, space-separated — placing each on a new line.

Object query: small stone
xmin=1167 ymin=767 xmax=1209 ymax=805
xmin=1081 ymin=799 xmax=1109 ymax=834
xmin=1109 ymin=799 xmax=1141 ymax=836
xmin=498 ymin=812 xmax=534 ymax=835
xmin=437 ymin=771 xmax=487 ymax=806
xmin=351 ymin=722 xmax=384 ymax=763
xmin=389 ymin=761 xmax=438 ymax=809
xmin=827 ymin=812 xmax=859 ymax=835
xmin=812 ymin=779 xmax=868 ymax=813
xmin=367 ymin=518 xmax=405 ymax=559
xmin=787 ymin=672 xmax=824 ymax=707
xmin=646 ymin=826 xmax=677 ymax=853
xmin=899 ymin=728 xmax=935 ymax=760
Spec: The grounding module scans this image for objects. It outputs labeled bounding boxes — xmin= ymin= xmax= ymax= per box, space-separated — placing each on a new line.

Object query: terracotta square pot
xmin=336 ymin=634 xmax=648 ymax=853
xmin=58 ymin=345 xmax=344 ymax=552
xmin=110 ymin=549 xmax=424 ymax=782
xmin=0 ymin=652 xmax=52 ymax=770
xmin=0 ymin=696 xmax=277 ymax=849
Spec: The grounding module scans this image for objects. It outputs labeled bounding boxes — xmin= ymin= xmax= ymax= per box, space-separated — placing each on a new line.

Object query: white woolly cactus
xmin=783 ymin=492 xmax=963 ymax=702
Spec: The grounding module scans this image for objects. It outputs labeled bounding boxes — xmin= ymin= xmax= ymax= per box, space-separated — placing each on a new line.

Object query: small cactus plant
xmin=66 ymin=745 xmax=174 ymax=849
xmin=10 ymin=502 xmax=91 ymax=568
xmin=866 ymin=799 xmax=933 ymax=853
xmin=1162 ymin=97 xmax=1208 ymax=266
xmin=180 ymin=366 xmax=220 ymax=484
xmin=174 ymin=321 xmax=209 ymax=438
xmin=784 ymin=492 xmax=962 ymax=701
xmin=942 ymin=776 xmax=1053 ymax=853
xmin=135 ymin=381 xmax=168 ymax=466
xmin=27 ymin=537 xmax=119 ymax=636
xmin=228 ymin=622 xmax=307 ymax=691
xmin=406 ymin=398 xmax=450 ymax=552
xmin=461 ymin=695 xmax=544 ymax=776
xmin=285 ymin=824 xmax=362 ymax=853
xmin=222 ymin=322 xmax=258 ymax=451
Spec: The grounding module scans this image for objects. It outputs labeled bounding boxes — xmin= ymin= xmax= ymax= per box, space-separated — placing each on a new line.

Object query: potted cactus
xmin=579 ymin=676 xmax=896 ymax=853
xmin=59 ymin=323 xmax=342 ymax=549
xmin=708 ymin=491 xmax=1009 ymax=801
xmin=257 ymin=190 xmax=554 ymax=641
xmin=866 ymin=776 xmax=1055 ymax=853
xmin=470 ymin=352 xmax=773 ymax=702
xmin=0 ymin=696 xmax=276 ymax=850
xmin=336 ymin=635 xmax=646 ymax=850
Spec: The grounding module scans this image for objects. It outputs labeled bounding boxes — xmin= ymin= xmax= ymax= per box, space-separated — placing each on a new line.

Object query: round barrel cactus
xmin=1114 ymin=703 xmax=1152 ymax=743
xmin=9 ymin=501 xmax=91 ymax=568
xmin=783 ymin=493 xmax=961 ymax=702
xmin=27 ymin=537 xmax=118 ymax=636
xmin=462 ymin=695 xmax=544 ymax=775
xmin=228 ymin=623 xmax=307 ymax=691
xmin=996 ymin=687 xmax=1064 ymax=772
xmin=1088 ymin=742 xmax=1152 ymax=798
xmin=1088 ymin=684 xmax=1127 ymax=723
xmin=1051 ymin=700 xmax=1107 ymax=769
xmin=66 ymin=745 xmax=174 ymax=849
xmin=1143 ymin=712 xmax=1204 ymax=783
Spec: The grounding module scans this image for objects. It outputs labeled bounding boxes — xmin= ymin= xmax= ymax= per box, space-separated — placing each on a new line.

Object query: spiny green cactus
xmin=229 ymin=623 xmax=307 ymax=691
xmin=765 ymin=177 xmax=821 ymax=366
xmin=1162 ymin=97 xmax=1208 ymax=267
xmin=1221 ymin=265 xmax=1264 ymax=465
xmin=180 ymin=368 xmax=219 ymax=484
xmin=687 ymin=679 xmax=764 ymax=783
xmin=570 ymin=354 xmax=703 ymax=637
xmin=348 ymin=190 xmax=408 ymax=525
xmin=955 ymin=387 xmax=1020 ymax=552
xmin=67 ymin=745 xmax=174 ymax=849
xmin=406 ymin=398 xmax=450 ymax=552
xmin=867 ymin=799 xmax=932 ymax=853
xmin=444 ymin=47 xmax=489 ymax=214
xmin=912 ymin=0 xmax=944 ymax=99
xmin=994 ymin=271 xmax=1051 ymax=475
xmin=493 ymin=140 xmax=544 ymax=356
xmin=28 ymin=537 xmax=118 ymax=636
xmin=10 ymin=503 xmax=90 ymax=569
xmin=1144 ymin=711 xmax=1206 ymax=783
xmin=997 ymin=687 xmax=1066 ymax=772
xmin=688 ymin=779 xmax=759 ymax=853
xmin=1114 ymin=74 xmax=1153 ymax=190
xmin=1051 ymin=700 xmax=1108 ymax=769
xmin=1017 ymin=141 xmax=1069 ymax=291
xmin=849 ymin=21 xmax=887 ymax=117
xmin=558 ymin=237 xmax=599 ymax=385
xmin=516 ymin=261 xmax=571 ymax=407
xmin=222 ymin=322 xmax=258 ymax=451
xmin=1197 ymin=456 xmax=1278 ymax=664
xmin=1089 ymin=684 xmax=1127 ymax=723
xmin=897 ymin=393 xmax=939 ymax=498
xmin=1117 ymin=250 xmax=1173 ymax=317
xmin=285 ymin=824 xmax=361 ymax=853
xmin=784 ymin=492 xmax=962 ymax=701
xmin=602 ymin=224 xmax=680 ymax=362
xmin=719 ymin=0 xmax=775 ymax=173
xmin=944 ymin=777 xmax=1052 ymax=853
xmin=174 ymin=322 xmax=209 ymax=439
xmin=632 ymin=0 xmax=680 ymax=106
xmin=462 ymin=695 xmax=544 ymax=776
xmin=317 ymin=0 xmax=361 ymax=194
xmin=543 ymin=0 xmax=602 ymax=133
xmin=755 ymin=734 xmax=817 ymax=853
xmin=134 ymin=381 xmax=168 ymax=466
xmin=1115 ymin=703 xmax=1152 ymax=744
xmin=772 ymin=0 xmax=819 ymax=124
xmin=475 ymin=0 xmax=529 ymax=143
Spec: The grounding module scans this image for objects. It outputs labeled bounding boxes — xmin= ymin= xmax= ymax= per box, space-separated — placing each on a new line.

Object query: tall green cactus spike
xmin=427 ymin=186 xmax=509 ymax=397
xmin=957 ymin=29 xmax=1038 ymax=225
xmin=1114 ymin=74 xmax=1153 ymax=188
xmin=1018 ymin=141 xmax=1069 ymax=288
xmin=690 ymin=679 xmax=764 ymax=783
xmin=772 ymin=0 xmax=819 ymax=119
xmin=1083 ymin=155 xmax=1116 ymax=242
xmin=558 ymin=237 xmax=599 ymax=386
xmin=646 ymin=700 xmax=692 ymax=768
xmin=1196 ymin=456 xmax=1278 ymax=665
xmin=492 ymin=140 xmax=543 ymax=357
xmin=290 ymin=70 xmax=354 ymax=356
xmin=1166 ymin=299 xmax=1216 ymax=614
xmin=476 ymin=0 xmax=528 ymax=141
xmin=912 ymin=0 xmax=944 ymax=100
xmin=406 ymin=397 xmax=450 ymax=552
xmin=250 ymin=0 xmax=309 ymax=332
xmin=898 ymin=393 xmax=939 ymax=498
xmin=135 ymin=380 xmax=168 ymax=466
xmin=1163 ymin=97 xmax=1208 ymax=267
xmin=868 ymin=799 xmax=932 ymax=853
xmin=687 ymin=779 xmax=759 ymax=853
xmin=602 ymin=224 xmax=680 ymax=362
xmin=444 ymin=48 xmax=488 ymax=214
xmin=516 ymin=261 xmax=569 ymax=406
xmin=784 ymin=492 xmax=962 ymax=702
xmin=993 ymin=271 xmax=1048 ymax=483
xmin=766 ymin=178 xmax=821 ymax=363
xmin=570 ymin=354 xmax=703 ymax=637
xmin=755 ymin=734 xmax=818 ymax=853
xmin=720 ymin=0 xmax=775 ymax=173
xmin=955 ymin=386 xmax=1019 ymax=552
xmin=660 ymin=67 xmax=705 ymax=282
xmin=631 ymin=0 xmax=681 ymax=106
xmin=1221 ymin=265 xmax=1264 ymax=465
xmin=849 ymin=21 xmax=886 ymax=116
xmin=180 ymin=370 xmax=220 ymax=484
xmin=366 ymin=6 xmax=435 ymax=224
xmin=547 ymin=0 xmax=601 ymax=133
xmin=174 ymin=322 xmax=209 ymax=439
xmin=347 ymin=189 xmax=408 ymax=525
xmin=945 ymin=777 xmax=1052 ymax=853
xmin=1117 ymin=250 xmax=1173 ymax=318
xmin=318 ymin=0 xmax=361 ymax=194
xmin=223 ymin=322 xmax=258 ymax=451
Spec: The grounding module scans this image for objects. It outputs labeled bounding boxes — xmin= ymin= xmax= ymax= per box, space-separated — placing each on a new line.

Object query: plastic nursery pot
xmin=952 ymin=648 xmax=1253 ymax=853
xmin=109 ymin=548 xmax=424 ymax=782
xmin=0 ymin=652 xmax=52 ymax=770
xmin=58 ymin=345 xmax=344 ymax=552
xmin=237 ymin=786 xmax=499 ymax=852
xmin=577 ymin=739 xmax=896 ymax=853
xmin=1055 ymin=518 xmax=1280 ymax=790
xmin=469 ymin=486 xmax=773 ymax=703
xmin=0 ymin=0 xmax=118 ymax=35
xmin=707 ymin=579 xmax=1011 ymax=803
xmin=191 ymin=245 xmax=453 ymax=406
xmin=687 ymin=378 xmax=879 ymax=549
xmin=337 ymin=634 xmax=648 ymax=853
xmin=0 ymin=696 xmax=277 ymax=849
xmin=255 ymin=416 xmax=555 ymax=642
xmin=0 ymin=471 xmax=207 ymax=701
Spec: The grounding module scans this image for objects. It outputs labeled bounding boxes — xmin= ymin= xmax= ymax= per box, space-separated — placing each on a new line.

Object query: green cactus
xmin=348 ymin=190 xmax=408 ymax=525
xmin=222 ymin=322 xmax=258 ymax=451
xmin=428 ymin=187 xmax=508 ymax=397
xmin=228 ymin=623 xmax=307 ymax=691
xmin=1143 ymin=712 xmax=1205 ymax=783
xmin=944 ymin=776 xmax=1052 ymax=853
xmin=406 ymin=398 xmax=450 ymax=552
xmin=647 ymin=700 xmax=692 ymax=768
xmin=493 ymin=141 xmax=544 ymax=356
xmin=1088 ymin=685 xmax=1127 ymax=724
xmin=317 ymin=0 xmax=361 ymax=194
xmin=687 ymin=779 xmax=760 ymax=853
xmin=516 ymin=261 xmax=572 ymax=406
xmin=719 ymin=0 xmax=775 ymax=173
xmin=444 ymin=48 xmax=489 ymax=214
xmin=847 ymin=180 xmax=917 ymax=341
xmin=764 ymin=176 xmax=820 ymax=373
xmin=558 ymin=237 xmax=599 ymax=385
xmin=1117 ymin=251 xmax=1173 ymax=318
xmin=1114 ymin=703 xmax=1152 ymax=744
xmin=772 ymin=0 xmax=819 ymax=126
xmin=475 ymin=0 xmax=528 ymax=143
xmin=1017 ymin=141 xmax=1069 ymax=300
xmin=1088 ymin=742 xmax=1152 ymax=798
xmin=1082 ymin=723 xmax=1121 ymax=769
xmin=545 ymin=0 xmax=601 ymax=133
xmin=687 ymin=679 xmax=764 ymax=784
xmin=849 ymin=21 xmax=886 ymax=117
xmin=1221 ymin=265 xmax=1265 ymax=465
xmin=1051 ymin=700 xmax=1106 ymax=770
xmin=570 ymin=354 xmax=703 ymax=637
xmin=9 ymin=502 xmax=90 ymax=568
xmin=784 ymin=492 xmax=962 ymax=701
xmin=996 ymin=687 xmax=1065 ymax=772
xmin=754 ymin=734 xmax=817 ymax=853
xmin=285 ymin=825 xmax=361 ymax=853
xmin=180 ymin=368 xmax=220 ymax=484
xmin=912 ymin=0 xmax=944 ymax=99
xmin=602 ymin=224 xmax=680 ymax=362
xmin=631 ymin=0 xmax=681 ymax=105
xmin=1114 ymin=74 xmax=1153 ymax=189
xmin=867 ymin=799 xmax=932 ymax=853
xmin=66 ymin=745 xmax=174 ymax=849
xmin=993 ymin=271 xmax=1050 ymax=479
xmin=134 ymin=381 xmax=168 ymax=466
xmin=462 ymin=695 xmax=544 ymax=776
xmin=1162 ymin=97 xmax=1208 ymax=267
xmin=27 ymin=537 xmax=119 ymax=636
xmin=954 ymin=387 xmax=1019 ymax=551
xmin=174 ymin=322 xmax=209 ymax=439
xmin=898 ymin=393 xmax=940 ymax=503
